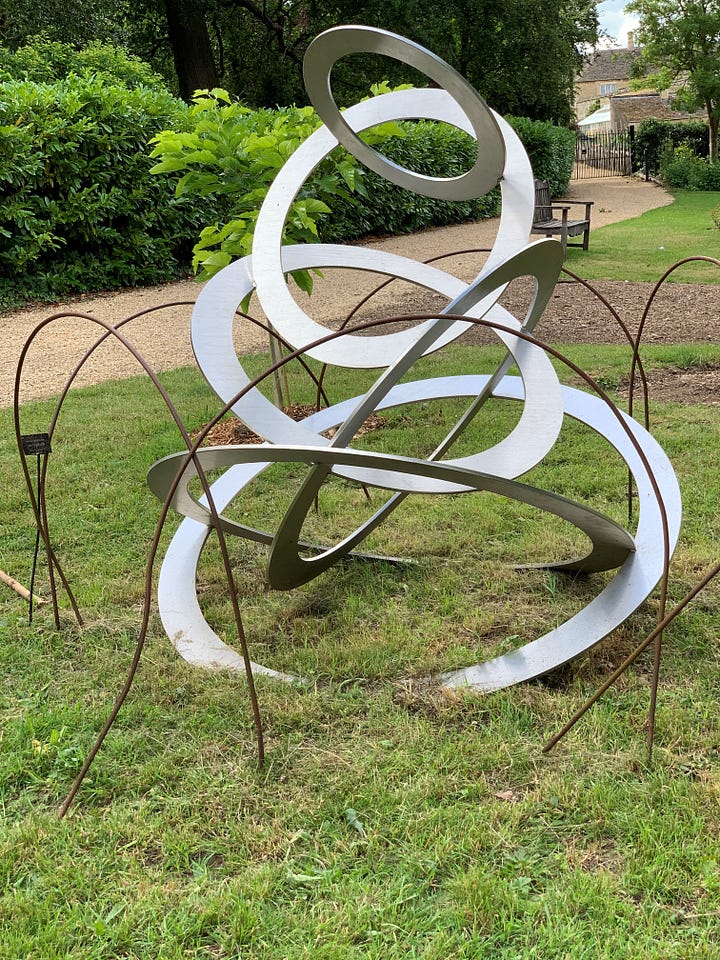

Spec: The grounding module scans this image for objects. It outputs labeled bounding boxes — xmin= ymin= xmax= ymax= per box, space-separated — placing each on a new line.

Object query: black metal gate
xmin=573 ymin=127 xmax=634 ymax=179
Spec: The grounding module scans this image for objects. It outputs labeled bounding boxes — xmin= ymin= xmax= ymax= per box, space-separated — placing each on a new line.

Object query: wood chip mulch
xmin=190 ymin=404 xmax=388 ymax=446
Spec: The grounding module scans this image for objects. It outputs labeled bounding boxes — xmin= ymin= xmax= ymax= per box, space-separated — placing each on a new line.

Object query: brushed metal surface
xmin=303 ymin=25 xmax=504 ymax=199
xmin=151 ymin=24 xmax=682 ymax=695
xmin=152 ymin=376 xmax=680 ymax=688
xmin=252 ymin=89 xmax=533 ymax=367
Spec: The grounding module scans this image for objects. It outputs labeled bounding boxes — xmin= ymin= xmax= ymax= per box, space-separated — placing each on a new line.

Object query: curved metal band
xmin=251 ymin=89 xmax=534 ymax=367
xmin=265 ymin=241 xmax=565 ymax=588
xmin=191 ymin=238 xmax=564 ymax=480
xmin=151 ymin=440 xmax=634 ymax=563
xmin=152 ymin=28 xmax=682 ymax=701
xmin=187 ymin=238 xmax=565 ymax=588
xmin=303 ymin=25 xmax=504 ymax=199
xmin=153 ymin=376 xmax=681 ymax=689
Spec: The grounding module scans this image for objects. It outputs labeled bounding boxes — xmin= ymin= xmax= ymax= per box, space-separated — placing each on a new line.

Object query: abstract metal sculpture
xmin=146 ymin=25 xmax=682 ymax=691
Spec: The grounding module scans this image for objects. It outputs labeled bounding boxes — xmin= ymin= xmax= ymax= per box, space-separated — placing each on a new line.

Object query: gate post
xmin=628 ymin=124 xmax=635 ymax=175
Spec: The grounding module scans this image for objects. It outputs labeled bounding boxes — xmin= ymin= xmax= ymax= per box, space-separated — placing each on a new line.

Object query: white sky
xmin=597 ymin=0 xmax=640 ymax=48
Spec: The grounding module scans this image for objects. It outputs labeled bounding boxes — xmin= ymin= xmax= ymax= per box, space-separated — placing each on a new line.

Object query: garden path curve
xmin=5 ymin=176 xmax=712 ymax=409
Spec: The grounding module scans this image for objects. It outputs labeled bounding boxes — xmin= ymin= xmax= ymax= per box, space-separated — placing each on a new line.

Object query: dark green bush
xmin=635 ymin=118 xmax=709 ymax=173
xmin=320 ymin=116 xmax=575 ymax=242
xmin=1 ymin=60 xmax=578 ymax=310
xmin=0 ymin=74 xmax=208 ymax=306
xmin=506 ymin=116 xmax=576 ymax=196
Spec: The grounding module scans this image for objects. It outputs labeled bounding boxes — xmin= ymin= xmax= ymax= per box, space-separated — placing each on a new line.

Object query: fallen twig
xmin=0 ymin=568 xmax=47 ymax=604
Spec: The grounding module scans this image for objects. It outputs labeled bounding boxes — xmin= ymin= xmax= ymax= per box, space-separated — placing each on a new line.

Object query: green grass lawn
xmin=565 ymin=189 xmax=720 ymax=283
xmin=2 ymin=344 xmax=720 ymax=958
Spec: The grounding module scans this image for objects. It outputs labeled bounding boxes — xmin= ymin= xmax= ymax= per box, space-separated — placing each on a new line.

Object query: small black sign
xmin=21 ymin=433 xmax=52 ymax=456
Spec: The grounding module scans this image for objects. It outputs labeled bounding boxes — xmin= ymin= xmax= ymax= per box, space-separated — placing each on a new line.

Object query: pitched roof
xmin=578 ymin=48 xmax=642 ymax=83
xmin=611 ymin=92 xmax=705 ymax=125
xmin=578 ymin=104 xmax=611 ymax=127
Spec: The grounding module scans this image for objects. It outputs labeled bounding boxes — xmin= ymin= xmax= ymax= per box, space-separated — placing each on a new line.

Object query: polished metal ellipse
xmin=152 ymin=377 xmax=681 ymax=687
xmin=303 ymin=25 xmax=505 ymax=200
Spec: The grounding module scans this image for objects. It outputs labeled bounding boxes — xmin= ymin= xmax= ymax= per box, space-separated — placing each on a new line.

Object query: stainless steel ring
xmin=303 ymin=25 xmax=505 ymax=199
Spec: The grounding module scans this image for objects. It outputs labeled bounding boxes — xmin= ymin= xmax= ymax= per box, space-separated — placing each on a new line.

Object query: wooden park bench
xmin=531 ymin=179 xmax=593 ymax=253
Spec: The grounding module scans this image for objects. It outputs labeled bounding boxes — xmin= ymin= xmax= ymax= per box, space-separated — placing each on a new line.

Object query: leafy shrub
xmin=506 ymin=116 xmax=576 ymax=196
xmin=1 ymin=67 xmax=579 ymax=310
xmin=0 ymin=36 xmax=165 ymax=88
xmin=151 ymin=91 xmax=576 ymax=280
xmin=660 ymin=143 xmax=720 ymax=191
xmin=635 ymin=119 xmax=709 ymax=173
xmin=149 ymin=89 xmax=393 ymax=291
xmin=0 ymin=73 xmax=206 ymax=306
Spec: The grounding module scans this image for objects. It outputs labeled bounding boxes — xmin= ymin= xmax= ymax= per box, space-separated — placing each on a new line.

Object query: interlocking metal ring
xmin=149 ymin=26 xmax=682 ymax=693
xmin=303 ymin=25 xmax=505 ymax=199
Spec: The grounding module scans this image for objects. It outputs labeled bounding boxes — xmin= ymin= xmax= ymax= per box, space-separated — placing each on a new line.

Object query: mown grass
xmin=565 ymin=189 xmax=720 ymax=283
xmin=2 ymin=342 xmax=720 ymax=958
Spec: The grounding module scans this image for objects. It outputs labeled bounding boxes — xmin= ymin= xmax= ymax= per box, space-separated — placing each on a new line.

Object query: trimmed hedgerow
xmin=1 ymin=65 xmax=577 ymax=308
xmin=319 ymin=116 xmax=575 ymax=242
xmin=0 ymin=74 xmax=209 ymax=307
xmin=150 ymin=94 xmax=577 ymax=277
xmin=506 ymin=116 xmax=576 ymax=195
xmin=0 ymin=36 xmax=166 ymax=88
xmin=320 ymin=120 xmax=501 ymax=243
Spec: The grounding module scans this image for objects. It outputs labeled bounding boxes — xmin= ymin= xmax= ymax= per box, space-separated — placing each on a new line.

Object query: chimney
xmin=627 ymin=31 xmax=634 ymax=50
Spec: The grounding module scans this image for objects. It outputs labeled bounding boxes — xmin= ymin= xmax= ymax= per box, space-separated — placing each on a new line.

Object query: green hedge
xmin=635 ymin=118 xmax=710 ymax=173
xmin=318 ymin=117 xmax=575 ymax=243
xmin=0 ymin=74 xmax=210 ymax=307
xmin=0 ymin=36 xmax=166 ymax=88
xmin=321 ymin=122 xmax=500 ymax=243
xmin=0 ymin=62 xmax=577 ymax=308
xmin=506 ymin=116 xmax=576 ymax=196
xmin=660 ymin=146 xmax=720 ymax=191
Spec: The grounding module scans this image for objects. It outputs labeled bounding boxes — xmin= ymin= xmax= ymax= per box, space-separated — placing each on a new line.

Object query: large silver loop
xmin=252 ymin=92 xmax=531 ymax=368
xmin=265 ymin=241 xmax=565 ymax=589
xmin=303 ymin=25 xmax=504 ymax=199
xmin=152 ymin=379 xmax=681 ymax=688
xmin=151 ymin=25 xmax=683 ymax=698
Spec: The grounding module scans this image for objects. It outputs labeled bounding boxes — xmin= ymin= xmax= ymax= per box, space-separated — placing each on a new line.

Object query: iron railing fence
xmin=573 ymin=128 xmax=634 ymax=179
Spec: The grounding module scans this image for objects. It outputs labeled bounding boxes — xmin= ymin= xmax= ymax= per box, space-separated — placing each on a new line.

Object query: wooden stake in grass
xmin=0 ymin=568 xmax=47 ymax=604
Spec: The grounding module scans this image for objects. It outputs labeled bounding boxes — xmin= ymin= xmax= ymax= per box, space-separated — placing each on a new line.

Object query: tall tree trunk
xmin=709 ymin=112 xmax=719 ymax=164
xmin=164 ymin=0 xmax=219 ymax=100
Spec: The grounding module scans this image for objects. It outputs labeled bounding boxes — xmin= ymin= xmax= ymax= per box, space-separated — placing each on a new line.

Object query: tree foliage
xmin=0 ymin=0 xmax=598 ymax=122
xmin=439 ymin=0 xmax=598 ymax=124
xmin=0 ymin=36 xmax=165 ymax=87
xmin=149 ymin=89 xmax=377 ymax=290
xmin=0 ymin=0 xmax=121 ymax=49
xmin=627 ymin=0 xmax=720 ymax=161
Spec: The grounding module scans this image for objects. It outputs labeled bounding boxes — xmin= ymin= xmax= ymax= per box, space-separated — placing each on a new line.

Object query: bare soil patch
xmin=627 ymin=363 xmax=720 ymax=406
xmin=193 ymin=406 xmax=389 ymax=446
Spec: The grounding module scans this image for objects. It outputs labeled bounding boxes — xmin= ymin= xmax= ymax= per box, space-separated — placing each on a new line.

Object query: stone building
xmin=575 ymin=33 xmax=704 ymax=132
xmin=575 ymin=34 xmax=642 ymax=121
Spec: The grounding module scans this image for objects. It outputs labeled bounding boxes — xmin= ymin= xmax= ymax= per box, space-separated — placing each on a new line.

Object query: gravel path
xmin=0 ymin=177 xmax=680 ymax=407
